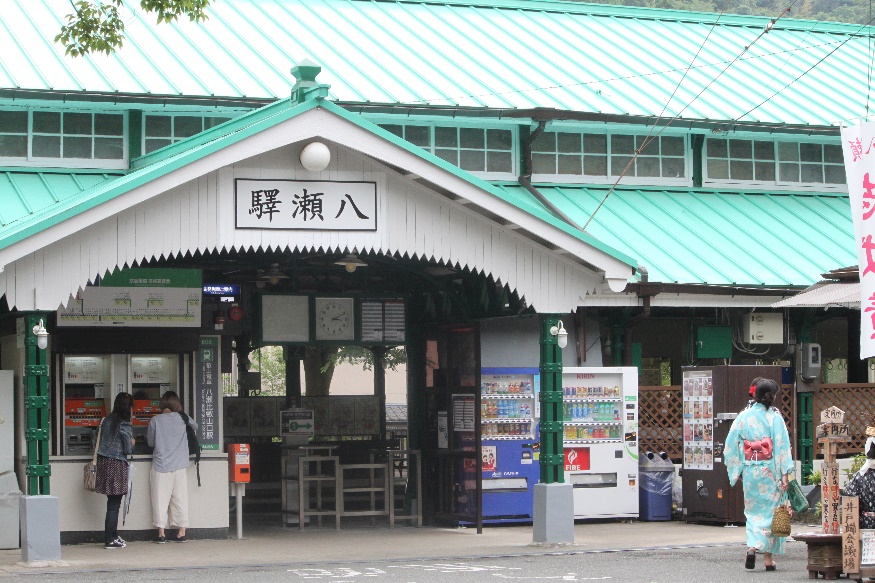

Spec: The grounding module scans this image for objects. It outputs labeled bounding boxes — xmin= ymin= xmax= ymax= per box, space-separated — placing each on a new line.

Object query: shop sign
xmin=564 ymin=447 xmax=590 ymax=472
xmin=236 ymin=179 xmax=377 ymax=231
xmin=57 ymin=268 xmax=202 ymax=328
xmin=281 ymin=409 xmax=315 ymax=437
xmin=195 ymin=336 xmax=220 ymax=451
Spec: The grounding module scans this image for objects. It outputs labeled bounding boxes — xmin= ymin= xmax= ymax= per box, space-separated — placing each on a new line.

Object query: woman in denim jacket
xmin=95 ymin=392 xmax=135 ymax=549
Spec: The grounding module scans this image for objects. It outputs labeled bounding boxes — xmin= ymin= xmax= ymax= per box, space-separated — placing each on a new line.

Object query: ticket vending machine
xmin=681 ymin=364 xmax=782 ymax=524
xmin=130 ymin=355 xmax=178 ymax=454
xmin=62 ymin=356 xmax=110 ymax=455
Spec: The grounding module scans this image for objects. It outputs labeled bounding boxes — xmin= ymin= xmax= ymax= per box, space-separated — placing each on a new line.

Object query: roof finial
xmin=291 ymin=59 xmax=331 ymax=103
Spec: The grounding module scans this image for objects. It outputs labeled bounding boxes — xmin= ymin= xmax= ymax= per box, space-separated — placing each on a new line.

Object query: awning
xmin=770 ymin=282 xmax=860 ymax=309
xmin=492 ymin=183 xmax=854 ymax=288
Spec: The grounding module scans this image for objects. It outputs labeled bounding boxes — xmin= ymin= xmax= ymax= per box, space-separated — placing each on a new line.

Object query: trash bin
xmin=639 ymin=451 xmax=674 ymax=521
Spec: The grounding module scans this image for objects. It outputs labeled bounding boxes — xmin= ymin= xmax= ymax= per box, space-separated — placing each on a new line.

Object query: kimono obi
xmin=743 ymin=437 xmax=773 ymax=461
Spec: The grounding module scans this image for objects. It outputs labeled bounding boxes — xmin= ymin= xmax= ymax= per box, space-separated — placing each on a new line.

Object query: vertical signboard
xmin=823 ymin=463 xmax=841 ymax=534
xmin=196 ymin=336 xmax=220 ymax=451
xmin=682 ymin=369 xmax=714 ymax=470
xmin=843 ymin=495 xmax=861 ymax=575
xmin=842 ymin=123 xmax=875 ymax=357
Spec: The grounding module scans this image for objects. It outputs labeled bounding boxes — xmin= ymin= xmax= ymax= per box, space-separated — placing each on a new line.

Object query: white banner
xmin=235 ymin=179 xmax=377 ymax=230
xmin=842 ymin=123 xmax=875 ymax=358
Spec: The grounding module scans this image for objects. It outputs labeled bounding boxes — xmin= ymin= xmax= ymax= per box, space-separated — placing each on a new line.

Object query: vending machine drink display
xmin=480 ymin=367 xmax=540 ymax=522
xmin=562 ymin=367 xmax=639 ymax=519
xmin=681 ymin=365 xmax=782 ymax=524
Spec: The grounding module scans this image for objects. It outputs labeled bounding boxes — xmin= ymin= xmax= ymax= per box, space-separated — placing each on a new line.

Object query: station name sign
xmin=236 ymin=179 xmax=377 ymax=231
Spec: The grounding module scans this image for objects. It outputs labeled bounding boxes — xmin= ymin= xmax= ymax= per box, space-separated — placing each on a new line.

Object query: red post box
xmin=228 ymin=443 xmax=250 ymax=483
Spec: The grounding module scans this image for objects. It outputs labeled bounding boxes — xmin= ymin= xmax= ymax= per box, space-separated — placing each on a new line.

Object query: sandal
xmin=765 ymin=564 xmax=776 ymax=571
xmin=745 ymin=550 xmax=756 ymax=570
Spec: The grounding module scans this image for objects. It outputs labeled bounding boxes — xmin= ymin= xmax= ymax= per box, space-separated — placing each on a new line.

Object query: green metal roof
xmin=2 ymin=0 xmax=873 ymax=126
xmin=491 ymin=184 xmax=855 ymax=287
xmin=0 ymin=96 xmax=637 ymax=274
xmin=0 ymin=169 xmax=122 ymax=228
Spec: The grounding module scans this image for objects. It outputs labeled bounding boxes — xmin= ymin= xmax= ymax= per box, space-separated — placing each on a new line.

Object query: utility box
xmin=228 ymin=443 xmax=251 ymax=483
xmin=695 ymin=327 xmax=733 ymax=358
xmin=742 ymin=313 xmax=783 ymax=344
xmin=800 ymin=343 xmax=822 ymax=381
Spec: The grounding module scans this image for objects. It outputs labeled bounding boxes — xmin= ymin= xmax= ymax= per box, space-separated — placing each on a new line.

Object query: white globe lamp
xmin=299 ymin=141 xmax=331 ymax=172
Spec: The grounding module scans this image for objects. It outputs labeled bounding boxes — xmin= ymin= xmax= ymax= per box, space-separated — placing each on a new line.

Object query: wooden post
xmin=817 ymin=408 xmax=850 ymax=536
xmin=843 ymin=496 xmax=861 ymax=576
xmin=822 ymin=462 xmax=841 ymax=534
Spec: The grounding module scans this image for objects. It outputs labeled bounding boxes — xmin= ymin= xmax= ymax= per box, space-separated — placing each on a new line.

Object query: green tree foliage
xmin=243 ymin=345 xmax=407 ymax=397
xmin=56 ymin=0 xmax=211 ymax=57
xmin=247 ymin=346 xmax=287 ymax=396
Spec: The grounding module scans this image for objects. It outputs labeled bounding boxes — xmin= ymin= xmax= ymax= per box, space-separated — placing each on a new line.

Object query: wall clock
xmin=314 ymin=297 xmax=355 ymax=341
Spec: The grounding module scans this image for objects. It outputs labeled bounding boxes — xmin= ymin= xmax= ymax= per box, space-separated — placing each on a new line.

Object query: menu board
xmin=359 ymin=298 xmax=406 ymax=344
xmin=132 ymin=356 xmax=174 ymax=384
xmin=453 ymin=394 xmax=475 ymax=431
xmin=361 ymin=301 xmax=383 ymax=342
xmin=682 ymin=370 xmax=714 ymax=470
xmin=65 ymin=356 xmax=106 ymax=384
xmin=384 ymin=300 xmax=405 ymax=342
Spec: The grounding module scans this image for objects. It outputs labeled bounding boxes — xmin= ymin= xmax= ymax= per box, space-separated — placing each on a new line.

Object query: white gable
xmin=0 ymin=107 xmax=629 ymax=313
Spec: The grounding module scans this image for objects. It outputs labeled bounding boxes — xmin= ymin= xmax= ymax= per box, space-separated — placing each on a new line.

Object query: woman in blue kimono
xmin=725 ymin=377 xmax=794 ymax=571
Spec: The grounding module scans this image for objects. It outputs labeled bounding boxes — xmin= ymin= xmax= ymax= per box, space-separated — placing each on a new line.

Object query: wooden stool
xmin=793 ymin=532 xmax=843 ymax=580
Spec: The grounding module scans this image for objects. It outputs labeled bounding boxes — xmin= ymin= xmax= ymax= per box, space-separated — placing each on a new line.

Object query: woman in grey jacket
xmin=147 ymin=391 xmax=197 ymax=543
xmin=95 ymin=392 xmax=134 ymax=549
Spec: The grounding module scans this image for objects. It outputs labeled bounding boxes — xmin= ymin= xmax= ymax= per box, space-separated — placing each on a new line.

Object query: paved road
xmin=13 ymin=541 xmax=811 ymax=582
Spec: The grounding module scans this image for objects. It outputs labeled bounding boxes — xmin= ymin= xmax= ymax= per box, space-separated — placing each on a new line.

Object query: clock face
xmin=315 ymin=298 xmax=354 ymax=341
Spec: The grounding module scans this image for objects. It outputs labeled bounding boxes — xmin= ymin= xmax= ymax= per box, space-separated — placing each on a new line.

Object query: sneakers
xmin=154 ymin=535 xmax=166 ymax=544
xmin=115 ymin=536 xmax=126 ymax=545
xmin=172 ymin=535 xmax=187 ymax=543
xmin=104 ymin=539 xmax=125 ymax=549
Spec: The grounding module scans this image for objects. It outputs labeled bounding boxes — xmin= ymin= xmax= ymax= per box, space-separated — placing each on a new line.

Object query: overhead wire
xmin=718 ymin=12 xmax=875 ymax=132
xmin=582 ymin=1 xmax=800 ymax=231
xmin=868 ymin=0 xmax=874 ymax=116
xmin=399 ymin=30 xmax=855 ymax=108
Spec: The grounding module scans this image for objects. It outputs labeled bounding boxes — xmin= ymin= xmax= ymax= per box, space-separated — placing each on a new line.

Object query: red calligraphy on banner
xmin=865 ymin=293 xmax=875 ymax=339
xmin=849 ymin=137 xmax=875 ymax=162
xmin=864 ymin=173 xmax=875 ymax=220
xmin=862 ymin=235 xmax=875 ymax=276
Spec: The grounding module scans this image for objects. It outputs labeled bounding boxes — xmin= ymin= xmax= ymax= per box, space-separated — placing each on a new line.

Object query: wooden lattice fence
xmin=639 ymin=386 xmax=682 ymax=461
xmin=814 ymin=384 xmax=875 ymax=456
xmin=639 ymin=384 xmax=796 ymax=464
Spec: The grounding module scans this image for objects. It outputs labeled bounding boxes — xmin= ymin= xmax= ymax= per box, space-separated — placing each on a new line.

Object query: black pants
xmin=104 ymin=494 xmax=124 ymax=545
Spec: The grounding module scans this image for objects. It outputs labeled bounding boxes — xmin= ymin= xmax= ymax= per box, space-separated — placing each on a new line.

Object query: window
xmin=143 ymin=114 xmax=233 ymax=154
xmin=0 ymin=109 xmax=126 ymax=167
xmin=778 ymin=142 xmax=845 ymax=185
xmin=705 ymin=137 xmax=845 ymax=188
xmin=379 ymin=123 xmax=514 ymax=175
xmin=531 ymin=131 xmax=687 ymax=182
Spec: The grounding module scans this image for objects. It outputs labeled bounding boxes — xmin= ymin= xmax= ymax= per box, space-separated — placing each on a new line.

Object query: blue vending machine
xmin=480 ymin=367 xmax=541 ymax=523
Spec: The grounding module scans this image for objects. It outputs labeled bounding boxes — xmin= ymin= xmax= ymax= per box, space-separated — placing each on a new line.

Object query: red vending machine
xmin=681 ymin=365 xmax=782 ymax=524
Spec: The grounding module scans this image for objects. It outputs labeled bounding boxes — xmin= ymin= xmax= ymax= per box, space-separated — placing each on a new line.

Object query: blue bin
xmin=639 ymin=451 xmax=674 ymax=521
